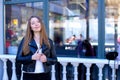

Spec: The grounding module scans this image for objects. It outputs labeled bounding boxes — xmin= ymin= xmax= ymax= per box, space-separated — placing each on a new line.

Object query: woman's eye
xmin=31 ymin=21 xmax=40 ymax=25
xmin=31 ymin=22 xmax=35 ymax=25
xmin=37 ymin=21 xmax=40 ymax=23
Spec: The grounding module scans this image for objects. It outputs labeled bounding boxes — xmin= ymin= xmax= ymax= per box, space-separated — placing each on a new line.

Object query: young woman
xmin=16 ymin=16 xmax=57 ymax=80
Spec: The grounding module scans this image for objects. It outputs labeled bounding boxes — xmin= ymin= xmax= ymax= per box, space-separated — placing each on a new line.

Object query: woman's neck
xmin=34 ymin=32 xmax=40 ymax=43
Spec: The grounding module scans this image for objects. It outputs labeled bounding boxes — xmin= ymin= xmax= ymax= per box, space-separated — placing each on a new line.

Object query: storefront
xmin=0 ymin=0 xmax=120 ymax=58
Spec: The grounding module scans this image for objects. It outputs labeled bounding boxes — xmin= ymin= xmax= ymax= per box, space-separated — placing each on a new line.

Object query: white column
xmin=71 ymin=62 xmax=79 ymax=80
xmin=84 ymin=63 xmax=92 ymax=80
xmin=51 ymin=65 xmax=56 ymax=80
xmin=110 ymin=65 xmax=115 ymax=80
xmin=21 ymin=65 xmax=23 ymax=80
xmin=1 ymin=58 xmax=8 ymax=80
xmin=96 ymin=64 xmax=104 ymax=80
xmin=60 ymin=62 xmax=67 ymax=80
xmin=10 ymin=59 xmax=17 ymax=80
xmin=109 ymin=61 xmax=118 ymax=80
xmin=0 ymin=0 xmax=4 ymax=55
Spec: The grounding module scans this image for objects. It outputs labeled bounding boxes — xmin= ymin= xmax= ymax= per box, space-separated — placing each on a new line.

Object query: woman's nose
xmin=35 ymin=23 xmax=38 ymax=26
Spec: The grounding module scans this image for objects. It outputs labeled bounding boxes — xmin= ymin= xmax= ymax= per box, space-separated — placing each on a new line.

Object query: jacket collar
xmin=28 ymin=39 xmax=37 ymax=49
xmin=41 ymin=43 xmax=48 ymax=53
xmin=28 ymin=39 xmax=49 ymax=53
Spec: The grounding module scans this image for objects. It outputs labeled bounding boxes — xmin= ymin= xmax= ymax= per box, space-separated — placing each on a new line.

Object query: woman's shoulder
xmin=48 ymin=38 xmax=55 ymax=45
xmin=48 ymin=38 xmax=53 ymax=43
xmin=19 ymin=37 xmax=24 ymax=44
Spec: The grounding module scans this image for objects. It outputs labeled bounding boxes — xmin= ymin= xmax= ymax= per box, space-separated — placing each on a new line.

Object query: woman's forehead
xmin=30 ymin=17 xmax=39 ymax=21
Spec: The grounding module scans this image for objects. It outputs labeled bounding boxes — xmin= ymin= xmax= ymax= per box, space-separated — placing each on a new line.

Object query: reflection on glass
xmin=5 ymin=2 xmax=43 ymax=54
xmin=49 ymin=0 xmax=98 ymax=58
xmin=105 ymin=0 xmax=120 ymax=52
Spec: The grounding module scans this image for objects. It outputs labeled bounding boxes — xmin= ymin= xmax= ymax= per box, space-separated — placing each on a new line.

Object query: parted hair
xmin=22 ymin=16 xmax=50 ymax=55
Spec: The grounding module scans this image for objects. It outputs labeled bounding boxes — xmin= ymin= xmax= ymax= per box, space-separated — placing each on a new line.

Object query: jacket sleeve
xmin=15 ymin=38 xmax=33 ymax=64
xmin=45 ymin=39 xmax=58 ymax=65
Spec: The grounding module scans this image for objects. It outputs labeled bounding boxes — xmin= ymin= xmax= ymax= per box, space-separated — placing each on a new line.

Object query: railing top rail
xmin=0 ymin=55 xmax=120 ymax=65
xmin=58 ymin=57 xmax=120 ymax=65
xmin=0 ymin=54 xmax=16 ymax=59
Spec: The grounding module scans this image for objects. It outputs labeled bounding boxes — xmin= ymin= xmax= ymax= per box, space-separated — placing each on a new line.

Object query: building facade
xmin=1 ymin=0 xmax=120 ymax=80
xmin=0 ymin=0 xmax=120 ymax=58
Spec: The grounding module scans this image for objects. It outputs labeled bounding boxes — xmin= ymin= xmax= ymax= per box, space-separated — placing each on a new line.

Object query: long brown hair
xmin=22 ymin=16 xmax=50 ymax=55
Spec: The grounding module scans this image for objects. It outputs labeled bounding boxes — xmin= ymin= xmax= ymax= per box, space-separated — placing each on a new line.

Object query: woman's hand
xmin=40 ymin=54 xmax=47 ymax=62
xmin=32 ymin=50 xmax=41 ymax=60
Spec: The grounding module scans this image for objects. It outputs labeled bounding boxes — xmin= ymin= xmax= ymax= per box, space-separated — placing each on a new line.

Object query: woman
xmin=16 ymin=16 xmax=57 ymax=80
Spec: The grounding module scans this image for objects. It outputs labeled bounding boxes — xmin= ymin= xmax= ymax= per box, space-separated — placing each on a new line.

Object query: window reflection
xmin=105 ymin=0 xmax=120 ymax=52
xmin=5 ymin=2 xmax=43 ymax=54
xmin=49 ymin=0 xmax=98 ymax=58
xmin=5 ymin=0 xmax=99 ymax=58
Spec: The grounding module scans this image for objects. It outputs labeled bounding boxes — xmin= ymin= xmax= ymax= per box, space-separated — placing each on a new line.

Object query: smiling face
xmin=23 ymin=16 xmax=50 ymax=55
xmin=30 ymin=17 xmax=41 ymax=32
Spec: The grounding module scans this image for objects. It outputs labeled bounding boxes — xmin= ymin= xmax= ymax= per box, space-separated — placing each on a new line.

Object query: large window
xmin=5 ymin=2 xmax=43 ymax=54
xmin=49 ymin=0 xmax=98 ymax=57
xmin=105 ymin=0 xmax=120 ymax=52
xmin=5 ymin=0 xmax=100 ymax=58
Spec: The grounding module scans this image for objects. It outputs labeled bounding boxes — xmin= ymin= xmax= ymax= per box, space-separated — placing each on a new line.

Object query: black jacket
xmin=16 ymin=38 xmax=57 ymax=73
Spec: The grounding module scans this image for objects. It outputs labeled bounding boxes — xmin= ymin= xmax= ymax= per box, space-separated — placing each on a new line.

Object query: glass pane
xmin=105 ymin=0 xmax=119 ymax=52
xmin=49 ymin=0 xmax=98 ymax=58
xmin=5 ymin=0 xmax=11 ymax=1
xmin=5 ymin=0 xmax=23 ymax=1
xmin=5 ymin=2 xmax=43 ymax=54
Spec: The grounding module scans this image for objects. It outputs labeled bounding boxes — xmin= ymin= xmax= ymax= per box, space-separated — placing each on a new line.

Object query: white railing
xmin=0 ymin=54 xmax=120 ymax=80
